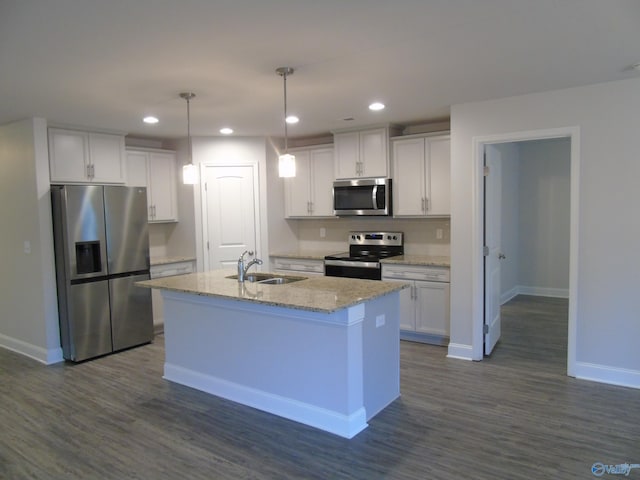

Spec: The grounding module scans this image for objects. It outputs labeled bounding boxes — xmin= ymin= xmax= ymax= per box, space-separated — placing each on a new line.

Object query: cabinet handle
xmin=149 ymin=206 xmax=153 ymax=218
xmin=421 ymin=197 xmax=426 ymax=212
xmin=424 ymin=197 xmax=429 ymax=211
xmin=90 ymin=164 xmax=95 ymax=178
xmin=309 ymin=201 xmax=313 ymax=214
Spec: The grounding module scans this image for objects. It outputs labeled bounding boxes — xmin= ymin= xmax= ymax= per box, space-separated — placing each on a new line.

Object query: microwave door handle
xmin=372 ymin=185 xmax=378 ymax=209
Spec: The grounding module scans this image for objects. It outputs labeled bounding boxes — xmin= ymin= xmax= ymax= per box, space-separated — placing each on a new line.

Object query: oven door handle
xmin=324 ymin=259 xmax=380 ymax=269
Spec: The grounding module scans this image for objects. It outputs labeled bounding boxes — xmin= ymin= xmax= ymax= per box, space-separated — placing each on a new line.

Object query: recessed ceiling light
xmin=369 ymin=102 xmax=385 ymax=111
xmin=286 ymin=115 xmax=299 ymax=124
xmin=143 ymin=116 xmax=159 ymax=124
xmin=220 ymin=127 xmax=233 ymax=135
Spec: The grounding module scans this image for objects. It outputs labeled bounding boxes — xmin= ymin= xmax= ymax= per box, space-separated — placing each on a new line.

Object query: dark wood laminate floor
xmin=2 ymin=295 xmax=639 ymax=479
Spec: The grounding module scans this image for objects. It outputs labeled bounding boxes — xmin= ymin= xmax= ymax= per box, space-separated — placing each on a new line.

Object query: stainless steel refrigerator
xmin=51 ymin=185 xmax=153 ymax=362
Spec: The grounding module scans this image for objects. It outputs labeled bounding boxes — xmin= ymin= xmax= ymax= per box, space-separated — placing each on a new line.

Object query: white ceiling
xmin=1 ymin=0 xmax=640 ymax=140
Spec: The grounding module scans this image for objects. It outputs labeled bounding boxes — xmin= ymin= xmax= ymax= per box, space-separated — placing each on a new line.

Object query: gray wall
xmin=450 ymin=76 xmax=640 ymax=386
xmin=498 ymin=138 xmax=571 ymax=303
xmin=0 ymin=118 xmax=61 ymax=363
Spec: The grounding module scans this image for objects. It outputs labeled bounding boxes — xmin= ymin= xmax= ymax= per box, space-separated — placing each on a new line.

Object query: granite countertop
xmin=381 ymin=255 xmax=450 ymax=267
xmin=137 ymin=269 xmax=408 ymax=314
xmin=270 ymin=250 xmax=344 ymax=261
xmin=150 ymin=256 xmax=196 ymax=266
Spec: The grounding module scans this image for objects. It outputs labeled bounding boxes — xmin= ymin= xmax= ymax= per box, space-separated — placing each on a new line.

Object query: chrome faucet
xmin=237 ymin=250 xmax=263 ymax=283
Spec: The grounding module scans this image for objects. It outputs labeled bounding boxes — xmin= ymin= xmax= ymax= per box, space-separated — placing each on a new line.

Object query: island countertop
xmin=137 ymin=269 xmax=408 ymax=314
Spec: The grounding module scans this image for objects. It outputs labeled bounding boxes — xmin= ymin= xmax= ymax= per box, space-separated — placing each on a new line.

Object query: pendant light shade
xmin=276 ymin=67 xmax=296 ymax=178
xmin=180 ymin=92 xmax=197 ymax=185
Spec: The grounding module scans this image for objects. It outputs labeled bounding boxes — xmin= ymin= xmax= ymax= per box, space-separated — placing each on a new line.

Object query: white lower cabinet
xmin=382 ymin=264 xmax=450 ymax=345
xmin=126 ymin=148 xmax=178 ymax=222
xmin=272 ymin=257 xmax=324 ymax=276
xmin=150 ymin=259 xmax=196 ymax=333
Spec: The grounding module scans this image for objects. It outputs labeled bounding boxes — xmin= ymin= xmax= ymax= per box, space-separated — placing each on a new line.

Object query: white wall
xmin=189 ymin=136 xmax=276 ymax=271
xmin=498 ymin=139 xmax=571 ymax=303
xmin=518 ymin=138 xmax=570 ymax=295
xmin=0 ymin=118 xmax=62 ymax=363
xmin=497 ymin=142 xmax=520 ymax=301
xmin=450 ymin=77 xmax=640 ymax=387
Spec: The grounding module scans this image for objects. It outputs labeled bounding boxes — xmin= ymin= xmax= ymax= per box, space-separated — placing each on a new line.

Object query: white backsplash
xmin=148 ymin=223 xmax=170 ymax=258
xmin=295 ymin=217 xmax=450 ymax=256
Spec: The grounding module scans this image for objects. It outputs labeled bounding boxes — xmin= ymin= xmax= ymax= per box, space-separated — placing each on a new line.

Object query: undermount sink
xmin=226 ymin=273 xmax=306 ymax=285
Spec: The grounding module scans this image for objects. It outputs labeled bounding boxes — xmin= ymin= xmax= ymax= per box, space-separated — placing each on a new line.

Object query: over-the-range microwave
xmin=333 ymin=178 xmax=392 ymax=216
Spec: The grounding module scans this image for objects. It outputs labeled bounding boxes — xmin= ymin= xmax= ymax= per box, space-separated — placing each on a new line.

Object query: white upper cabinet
xmin=285 ymin=145 xmax=334 ymax=218
xmin=49 ymin=128 xmax=125 ymax=184
xmin=392 ymin=133 xmax=451 ymax=217
xmin=126 ymin=149 xmax=178 ymax=223
xmin=334 ymin=126 xmax=397 ymax=179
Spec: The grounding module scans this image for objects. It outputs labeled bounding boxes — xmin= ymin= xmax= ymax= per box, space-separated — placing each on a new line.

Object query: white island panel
xmin=160 ymin=289 xmax=400 ymax=439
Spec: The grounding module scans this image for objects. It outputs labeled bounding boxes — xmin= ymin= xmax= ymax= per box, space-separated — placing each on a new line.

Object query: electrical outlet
xmin=376 ymin=314 xmax=385 ymax=327
xmin=436 ymin=228 xmax=443 ymax=240
xmin=23 ymin=240 xmax=31 ymax=254
xmin=320 ymin=227 xmax=326 ymax=238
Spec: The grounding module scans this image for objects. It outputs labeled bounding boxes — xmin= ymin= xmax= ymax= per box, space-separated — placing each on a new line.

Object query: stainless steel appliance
xmin=51 ymin=185 xmax=153 ymax=362
xmin=325 ymin=231 xmax=403 ymax=280
xmin=333 ymin=178 xmax=392 ymax=216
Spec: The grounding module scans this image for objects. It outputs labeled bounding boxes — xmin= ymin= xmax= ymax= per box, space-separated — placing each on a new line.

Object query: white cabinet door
xmin=392 ymin=137 xmax=426 ymax=216
xmin=148 ymin=152 xmax=177 ymax=222
xmin=309 ymin=147 xmax=334 ymax=216
xmin=126 ymin=151 xmax=148 ymax=187
xmin=427 ymin=137 xmax=450 ymax=216
xmin=415 ymin=280 xmax=450 ymax=336
xmin=334 ymin=128 xmax=389 ymax=179
xmin=285 ymin=146 xmax=334 ymax=218
xmin=49 ymin=129 xmax=89 ymax=182
xmin=384 ymin=277 xmax=415 ymax=331
xmin=126 ymin=149 xmax=177 ymax=222
xmin=360 ymin=128 xmax=387 ymax=177
xmin=88 ymin=132 xmax=125 ymax=183
xmin=334 ymin=132 xmax=359 ymax=179
xmin=392 ymin=134 xmax=450 ymax=217
xmin=49 ymin=128 xmax=125 ymax=184
xmin=285 ymin=150 xmax=312 ymax=217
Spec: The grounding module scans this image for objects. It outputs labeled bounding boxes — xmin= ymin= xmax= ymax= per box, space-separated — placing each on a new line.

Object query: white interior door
xmin=203 ymin=165 xmax=258 ymax=269
xmin=484 ymin=145 xmax=503 ymax=355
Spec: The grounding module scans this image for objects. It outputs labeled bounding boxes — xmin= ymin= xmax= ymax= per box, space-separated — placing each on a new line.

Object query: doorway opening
xmin=473 ymin=127 xmax=579 ymax=377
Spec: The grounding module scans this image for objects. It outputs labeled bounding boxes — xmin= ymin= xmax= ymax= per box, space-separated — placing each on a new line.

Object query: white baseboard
xmin=574 ymin=362 xmax=640 ymax=390
xmin=164 ymin=363 xmax=368 ymax=439
xmin=501 ymin=285 xmax=569 ymax=304
xmin=500 ymin=286 xmax=519 ymax=305
xmin=447 ymin=343 xmax=473 ymax=361
xmin=0 ymin=333 xmax=63 ymax=365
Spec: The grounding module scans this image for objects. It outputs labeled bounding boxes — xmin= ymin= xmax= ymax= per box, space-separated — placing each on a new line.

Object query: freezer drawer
xmin=64 ymin=280 xmax=112 ymax=361
xmin=110 ymin=273 xmax=153 ymax=351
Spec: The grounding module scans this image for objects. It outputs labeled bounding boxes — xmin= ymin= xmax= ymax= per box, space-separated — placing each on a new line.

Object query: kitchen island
xmin=137 ymin=270 xmax=407 ymax=438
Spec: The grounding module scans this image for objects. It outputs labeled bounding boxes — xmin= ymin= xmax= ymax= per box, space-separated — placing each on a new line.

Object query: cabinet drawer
xmin=382 ymin=265 xmax=450 ymax=282
xmin=150 ymin=261 xmax=195 ymax=279
xmin=272 ymin=258 xmax=324 ymax=274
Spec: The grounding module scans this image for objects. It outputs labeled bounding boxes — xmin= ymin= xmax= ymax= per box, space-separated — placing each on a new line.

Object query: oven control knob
xmin=393 ymin=235 xmax=397 ymax=240
xmin=351 ymin=235 xmax=356 ymax=240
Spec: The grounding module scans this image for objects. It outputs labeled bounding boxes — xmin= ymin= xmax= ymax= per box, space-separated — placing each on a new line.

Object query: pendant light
xmin=276 ymin=67 xmax=296 ymax=178
xmin=180 ymin=92 xmax=198 ymax=185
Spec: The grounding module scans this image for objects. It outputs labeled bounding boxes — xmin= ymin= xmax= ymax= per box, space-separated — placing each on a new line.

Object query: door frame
xmin=197 ymin=161 xmax=262 ymax=272
xmin=471 ymin=126 xmax=580 ymax=377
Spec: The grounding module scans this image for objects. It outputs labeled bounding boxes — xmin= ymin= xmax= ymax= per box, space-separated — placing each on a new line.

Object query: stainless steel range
xmin=324 ymin=231 xmax=404 ymax=280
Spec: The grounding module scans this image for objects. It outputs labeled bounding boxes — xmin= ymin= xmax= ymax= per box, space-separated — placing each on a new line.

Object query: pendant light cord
xmin=283 ymin=71 xmax=289 ymax=153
